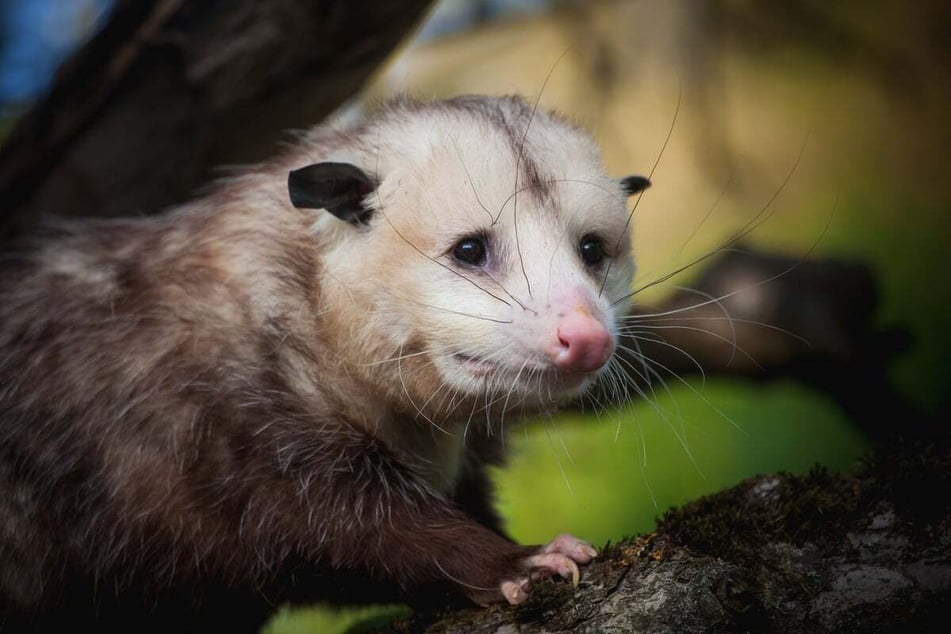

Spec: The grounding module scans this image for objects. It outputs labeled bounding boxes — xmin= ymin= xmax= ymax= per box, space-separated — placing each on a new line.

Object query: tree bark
xmin=380 ymin=440 xmax=951 ymax=633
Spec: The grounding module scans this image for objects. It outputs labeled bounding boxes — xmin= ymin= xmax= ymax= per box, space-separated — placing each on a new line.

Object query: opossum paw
xmin=540 ymin=533 xmax=598 ymax=564
xmin=499 ymin=535 xmax=597 ymax=605
xmin=500 ymin=578 xmax=531 ymax=604
xmin=525 ymin=552 xmax=582 ymax=586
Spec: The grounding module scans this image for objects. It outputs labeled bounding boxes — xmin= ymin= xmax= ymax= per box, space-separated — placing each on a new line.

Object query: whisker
xmin=611 ymin=346 xmax=704 ymax=476
xmin=613 ymin=246 xmax=791 ymax=310
xmin=622 ymin=350 xmax=706 ymax=477
xmin=612 ymin=137 xmax=810 ymax=307
xmin=637 ymin=349 xmax=746 ymax=436
xmin=613 ymin=347 xmax=670 ymax=413
xmin=634 ymin=418 xmax=659 ymax=510
xmin=625 ymin=315 xmax=811 ymax=348
xmin=360 ymin=342 xmax=457 ymax=368
xmin=543 ymin=414 xmax=575 ymax=496
xmin=395 ymin=344 xmax=451 ymax=436
xmin=404 ymin=299 xmax=512 ymax=324
xmin=677 ymin=162 xmax=737 ymax=257
xmin=631 ymin=163 xmax=736 ymax=289
xmin=550 ymin=177 xmax=626 ymax=205
xmin=619 ymin=332 xmax=710 ymax=384
xmin=370 ymin=137 xmax=513 ymax=309
xmin=449 ymin=135 xmax=494 ymax=223
xmin=506 ymin=49 xmax=571 ymax=298
xmin=417 ymin=376 xmax=456 ymax=421
xmin=378 ymin=209 xmax=513 ymax=307
xmin=499 ymin=358 xmax=531 ymax=448
xmin=600 ymin=80 xmax=683 ymax=297
xmin=672 ymin=284 xmax=737 ymax=366
xmin=484 ymin=270 xmax=535 ymax=314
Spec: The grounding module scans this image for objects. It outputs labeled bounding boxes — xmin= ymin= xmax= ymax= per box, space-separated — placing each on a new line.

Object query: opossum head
xmin=290 ymin=96 xmax=649 ymax=422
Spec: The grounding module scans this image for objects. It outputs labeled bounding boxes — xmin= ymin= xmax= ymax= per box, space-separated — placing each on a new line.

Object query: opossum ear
xmin=288 ymin=162 xmax=377 ymax=225
xmin=620 ymin=175 xmax=651 ymax=196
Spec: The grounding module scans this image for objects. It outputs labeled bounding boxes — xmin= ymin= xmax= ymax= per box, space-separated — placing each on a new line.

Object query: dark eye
xmin=580 ymin=234 xmax=605 ymax=266
xmin=452 ymin=236 xmax=488 ymax=266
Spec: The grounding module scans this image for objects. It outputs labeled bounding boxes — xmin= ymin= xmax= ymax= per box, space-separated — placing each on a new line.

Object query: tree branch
xmin=385 ymin=440 xmax=951 ymax=632
xmin=0 ymin=0 xmax=433 ymax=238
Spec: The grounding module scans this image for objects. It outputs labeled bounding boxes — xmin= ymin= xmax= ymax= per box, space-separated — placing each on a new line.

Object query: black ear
xmin=288 ymin=162 xmax=377 ymax=225
xmin=620 ymin=175 xmax=651 ymax=196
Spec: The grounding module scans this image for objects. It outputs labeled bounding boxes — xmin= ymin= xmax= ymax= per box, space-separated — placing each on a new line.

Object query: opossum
xmin=0 ymin=95 xmax=649 ymax=630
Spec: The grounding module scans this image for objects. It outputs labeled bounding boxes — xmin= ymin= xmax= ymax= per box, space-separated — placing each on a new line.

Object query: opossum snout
xmin=546 ymin=308 xmax=614 ymax=373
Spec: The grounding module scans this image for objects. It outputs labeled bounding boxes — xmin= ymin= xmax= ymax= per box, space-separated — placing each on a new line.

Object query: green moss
xmin=657 ymin=437 xmax=951 ymax=563
xmin=657 ymin=466 xmax=860 ymax=561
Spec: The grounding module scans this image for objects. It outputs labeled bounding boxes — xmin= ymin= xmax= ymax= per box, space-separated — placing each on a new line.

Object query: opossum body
xmin=0 ymin=96 xmax=648 ymax=629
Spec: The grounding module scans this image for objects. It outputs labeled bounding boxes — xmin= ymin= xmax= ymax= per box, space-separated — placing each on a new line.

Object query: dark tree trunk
xmin=0 ymin=0 xmax=434 ymax=238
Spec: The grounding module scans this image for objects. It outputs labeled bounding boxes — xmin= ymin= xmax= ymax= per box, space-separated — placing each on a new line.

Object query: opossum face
xmin=292 ymin=98 xmax=648 ymax=419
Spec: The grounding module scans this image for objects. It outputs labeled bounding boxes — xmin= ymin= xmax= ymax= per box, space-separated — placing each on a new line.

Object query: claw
xmin=497 ymin=534 xmax=595 ymax=605
xmin=541 ymin=534 xmax=598 ymax=564
xmin=501 ymin=578 xmax=529 ymax=605
xmin=526 ymin=552 xmax=581 ymax=587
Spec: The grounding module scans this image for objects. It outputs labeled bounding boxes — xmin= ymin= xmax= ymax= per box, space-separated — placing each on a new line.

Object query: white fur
xmin=310 ymin=98 xmax=635 ymax=422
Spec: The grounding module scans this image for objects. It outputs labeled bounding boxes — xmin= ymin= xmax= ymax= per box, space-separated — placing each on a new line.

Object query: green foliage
xmin=495 ymin=380 xmax=870 ymax=546
xmin=262 ymin=604 xmax=411 ymax=634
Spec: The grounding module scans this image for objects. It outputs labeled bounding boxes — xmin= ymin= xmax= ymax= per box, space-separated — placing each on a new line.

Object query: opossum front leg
xmin=274 ymin=429 xmax=594 ymax=605
xmin=450 ymin=456 xmax=597 ymax=604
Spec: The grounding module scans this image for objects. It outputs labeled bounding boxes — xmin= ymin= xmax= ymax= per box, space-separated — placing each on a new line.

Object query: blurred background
xmin=2 ymin=0 xmax=949 ymax=631
xmin=348 ymin=0 xmax=951 ymax=545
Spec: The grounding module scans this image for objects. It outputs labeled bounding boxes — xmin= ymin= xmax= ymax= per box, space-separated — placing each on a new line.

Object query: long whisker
xmin=499 ymin=358 xmax=531 ymax=449
xmin=633 ymin=413 xmax=660 ymax=510
xmin=360 ymin=342 xmax=457 ymax=367
xmin=614 ymin=346 xmax=671 ymax=411
xmin=672 ymin=284 xmax=738 ymax=366
xmin=676 ymin=162 xmax=737 ymax=257
xmin=395 ymin=345 xmax=452 ymax=436
xmin=592 ymin=357 xmax=630 ymax=415
xmin=404 ymin=299 xmax=512 ymax=324
xmin=613 ymin=136 xmax=809 ymax=306
xmin=612 ymin=247 xmax=805 ymax=310
xmin=449 ymin=135 xmax=494 ymax=223
xmin=543 ymin=414 xmax=575 ymax=496
xmin=612 ymin=345 xmax=705 ymax=476
xmin=506 ymin=49 xmax=571 ymax=298
xmin=483 ymin=270 xmax=535 ymax=314
xmin=633 ymin=163 xmax=736 ymax=287
xmin=624 ymin=315 xmax=811 ymax=349
xmin=636 ymin=348 xmax=746 ymax=435
xmin=628 ymin=323 xmax=766 ymax=375
xmin=619 ymin=331 xmax=710 ymax=383
xmin=371 ymin=132 xmax=513 ymax=309
xmin=551 ymin=177 xmax=626 ymax=204
xmin=419 ymin=377 xmax=457 ymax=423
xmin=618 ymin=344 xmax=709 ymax=476
xmin=600 ymin=81 xmax=683 ymax=297
xmin=378 ymin=209 xmax=513 ymax=307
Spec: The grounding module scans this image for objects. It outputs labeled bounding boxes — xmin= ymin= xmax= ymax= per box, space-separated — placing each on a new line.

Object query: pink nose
xmin=547 ymin=311 xmax=614 ymax=373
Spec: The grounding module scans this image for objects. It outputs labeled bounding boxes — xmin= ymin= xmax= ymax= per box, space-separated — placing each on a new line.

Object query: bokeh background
xmin=2 ymin=1 xmax=949 ymax=631
xmin=348 ymin=0 xmax=950 ymax=547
